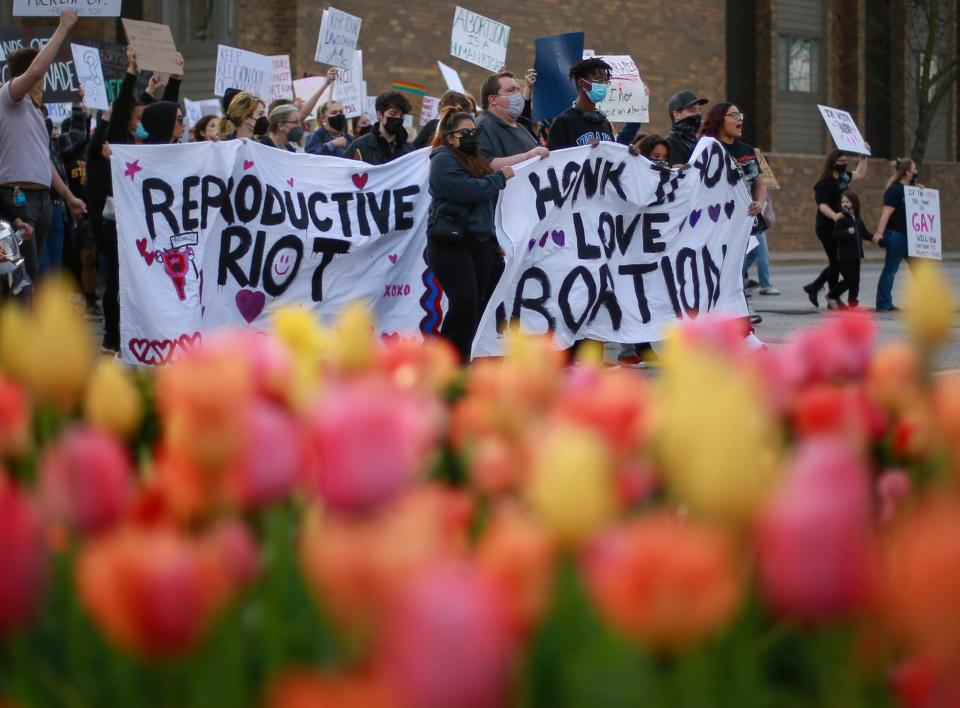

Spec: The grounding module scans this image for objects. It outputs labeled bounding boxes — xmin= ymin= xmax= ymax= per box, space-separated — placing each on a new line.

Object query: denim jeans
xmin=4 ymin=186 xmax=52 ymax=288
xmin=742 ymin=230 xmax=770 ymax=288
xmin=876 ymin=229 xmax=908 ymax=310
xmin=39 ymin=202 xmax=65 ymax=275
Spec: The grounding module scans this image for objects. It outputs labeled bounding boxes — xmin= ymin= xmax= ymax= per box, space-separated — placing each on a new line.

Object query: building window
xmin=778 ymin=36 xmax=821 ymax=93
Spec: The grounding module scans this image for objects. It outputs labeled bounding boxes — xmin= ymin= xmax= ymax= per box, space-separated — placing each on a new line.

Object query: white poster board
xmin=14 ymin=0 xmax=121 ymax=16
xmin=315 ymin=6 xmax=362 ymax=69
xmin=905 ymin=186 xmax=941 ymax=260
xmin=437 ymin=60 xmax=466 ymax=93
xmin=420 ymin=96 xmax=440 ymax=125
xmin=338 ymin=80 xmax=366 ymax=119
xmin=817 ymin=105 xmax=870 ymax=155
xmin=450 ymin=6 xmax=510 ymax=72
xmin=69 ymin=43 xmax=110 ymax=111
xmin=364 ymin=95 xmax=377 ymax=118
xmin=293 ymin=76 xmax=328 ymax=102
xmin=46 ymin=102 xmax=72 ymax=126
xmin=215 ymin=45 xmax=272 ymax=100
xmin=270 ymin=55 xmax=294 ymax=103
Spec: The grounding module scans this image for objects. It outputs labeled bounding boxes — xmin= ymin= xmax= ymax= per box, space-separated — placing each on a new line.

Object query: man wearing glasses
xmin=547 ymin=58 xmax=616 ymax=150
xmin=476 ymin=70 xmax=549 ymax=169
xmin=665 ymin=90 xmax=709 ymax=166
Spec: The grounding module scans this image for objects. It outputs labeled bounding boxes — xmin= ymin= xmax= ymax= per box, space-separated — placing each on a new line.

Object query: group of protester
xmin=0 ymin=9 xmax=923 ymax=362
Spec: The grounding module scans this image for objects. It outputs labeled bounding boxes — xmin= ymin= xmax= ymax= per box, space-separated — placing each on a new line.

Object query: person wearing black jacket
xmin=665 ymin=90 xmax=709 ymax=166
xmin=425 ymin=108 xmax=514 ymax=363
xmin=348 ymin=91 xmax=413 ymax=165
xmin=828 ymin=191 xmax=872 ymax=309
xmin=547 ymin=58 xmax=615 ymax=149
xmin=43 ymin=98 xmax=89 ymax=275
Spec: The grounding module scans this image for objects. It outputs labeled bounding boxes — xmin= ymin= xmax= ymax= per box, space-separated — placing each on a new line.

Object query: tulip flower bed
xmin=0 ymin=265 xmax=958 ymax=708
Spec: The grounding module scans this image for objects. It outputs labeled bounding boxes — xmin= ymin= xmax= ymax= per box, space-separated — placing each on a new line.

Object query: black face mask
xmin=458 ymin=134 xmax=480 ymax=155
xmin=382 ymin=116 xmax=404 ymax=136
xmin=674 ymin=113 xmax=702 ymax=135
xmin=910 ymin=173 xmax=918 ymax=185
xmin=358 ymin=124 xmax=372 ymax=136
xmin=253 ymin=116 xmax=269 ymax=137
xmin=328 ymin=114 xmax=347 ymax=132
xmin=835 ymin=164 xmax=848 ymax=175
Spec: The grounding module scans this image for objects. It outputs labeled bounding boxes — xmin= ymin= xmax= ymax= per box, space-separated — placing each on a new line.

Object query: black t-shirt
xmin=546 ymin=107 xmax=615 ymax=149
xmin=883 ymin=182 xmax=908 ymax=233
xmin=813 ymin=173 xmax=853 ymax=231
xmin=721 ymin=139 xmax=760 ymax=189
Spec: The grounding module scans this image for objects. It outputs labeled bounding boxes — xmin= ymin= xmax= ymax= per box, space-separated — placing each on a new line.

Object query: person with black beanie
xmin=140 ymin=101 xmax=185 ymax=144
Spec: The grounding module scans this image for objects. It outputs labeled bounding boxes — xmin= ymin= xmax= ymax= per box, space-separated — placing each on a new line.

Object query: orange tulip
xmin=377 ymin=336 xmax=459 ymax=394
xmin=584 ymin=514 xmax=741 ymax=650
xmin=265 ymin=670 xmax=397 ymax=708
xmin=0 ymin=376 xmax=30 ymax=458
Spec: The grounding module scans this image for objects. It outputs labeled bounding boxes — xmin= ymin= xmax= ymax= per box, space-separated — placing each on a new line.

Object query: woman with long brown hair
xmin=426 ymin=107 xmax=515 ymax=362
xmin=874 ymin=157 xmax=919 ymax=311
xmin=804 ymin=147 xmax=869 ymax=308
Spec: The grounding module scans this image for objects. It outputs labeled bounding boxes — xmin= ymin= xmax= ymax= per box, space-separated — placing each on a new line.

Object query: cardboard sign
xmin=905 ymin=186 xmax=941 ymax=260
xmin=14 ymin=0 xmax=122 ymax=16
xmin=437 ymin=60 xmax=465 ymax=94
xmin=817 ymin=104 xmax=870 ymax=155
xmin=754 ymin=149 xmax=780 ymax=190
xmin=214 ymin=44 xmax=272 ymax=100
xmin=532 ymin=32 xmax=584 ymax=122
xmin=315 ymin=6 xmax=362 ymax=69
xmin=270 ymin=55 xmax=294 ymax=103
xmin=122 ymin=19 xmax=180 ymax=76
xmin=0 ymin=28 xmax=79 ymax=102
xmin=450 ymin=6 xmax=510 ymax=72
xmin=70 ymin=43 xmax=109 ymax=110
xmin=420 ymin=96 xmax=440 ymax=124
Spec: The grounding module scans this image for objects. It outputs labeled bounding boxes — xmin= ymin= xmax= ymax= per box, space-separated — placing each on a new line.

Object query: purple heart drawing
xmin=678 ymin=217 xmax=688 ymax=232
xmin=235 ymin=289 xmax=265 ymax=324
xmin=551 ymin=229 xmax=566 ymax=247
xmin=708 ymin=203 xmax=722 ymax=223
xmin=527 ymin=239 xmax=536 ymax=251
xmin=388 ymin=254 xmax=398 ymax=264
xmin=243 ymin=160 xmax=254 ymax=170
xmin=724 ymin=200 xmax=736 ymax=219
xmin=689 ymin=209 xmax=702 ymax=228
xmin=286 ymin=178 xmax=295 ymax=187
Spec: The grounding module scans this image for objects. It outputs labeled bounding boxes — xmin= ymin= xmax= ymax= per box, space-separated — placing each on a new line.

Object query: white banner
xmin=450 ymin=6 xmax=510 ymax=72
xmin=215 ymin=44 xmax=272 ymax=100
xmin=15 ymin=0 xmax=121 ymax=16
xmin=315 ymin=7 xmax=362 ymax=69
xmin=905 ymin=186 xmax=941 ymax=260
xmin=110 ymin=139 xmax=751 ymax=366
xmin=818 ymin=105 xmax=870 ymax=155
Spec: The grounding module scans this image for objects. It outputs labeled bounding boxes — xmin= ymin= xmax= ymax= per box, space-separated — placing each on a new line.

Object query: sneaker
xmin=803 ymin=283 xmax=820 ymax=308
xmin=745 ymin=331 xmax=768 ymax=352
xmin=758 ymin=286 xmax=780 ymax=295
xmin=84 ymin=300 xmax=104 ymax=321
xmin=826 ymin=297 xmax=843 ymax=310
xmin=749 ymin=314 xmax=763 ymax=325
xmin=745 ymin=278 xmax=759 ymax=289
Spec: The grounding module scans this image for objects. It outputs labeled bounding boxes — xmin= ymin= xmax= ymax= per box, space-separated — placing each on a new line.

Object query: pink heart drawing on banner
xmin=128 ymin=338 xmax=175 ymax=366
xmin=551 ymin=229 xmax=566 ymax=247
xmin=689 ymin=209 xmax=702 ymax=228
xmin=243 ymin=160 xmax=255 ymax=170
xmin=708 ymin=203 xmax=722 ymax=223
xmin=177 ymin=332 xmax=202 ymax=354
xmin=352 ymin=173 xmax=368 ymax=190
xmin=128 ymin=339 xmax=156 ymax=365
xmin=388 ymin=254 xmax=398 ymax=264
xmin=235 ymin=289 xmax=266 ymax=323
xmin=286 ymin=178 xmax=295 ymax=187
xmin=381 ymin=332 xmax=400 ymax=343
xmin=136 ymin=238 xmax=156 ymax=266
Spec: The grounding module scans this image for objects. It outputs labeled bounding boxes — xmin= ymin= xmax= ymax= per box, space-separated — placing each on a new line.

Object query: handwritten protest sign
xmin=14 ymin=0 xmax=121 ymax=16
xmin=817 ymin=105 xmax=870 ymax=155
xmin=270 ymin=55 xmax=293 ymax=102
xmin=73 ymin=39 xmax=151 ymax=103
xmin=754 ymin=150 xmax=780 ymax=190
xmin=46 ymin=102 xmax=71 ymax=126
xmin=420 ymin=96 xmax=440 ymax=124
xmin=215 ymin=44 xmax=272 ymax=100
xmin=338 ymin=80 xmax=366 ymax=118
xmin=110 ymin=137 xmax=751 ymax=365
xmin=905 ymin=187 xmax=941 ymax=260
xmin=592 ymin=55 xmax=648 ymax=122
xmin=315 ymin=6 xmax=362 ymax=69
xmin=122 ymin=19 xmax=180 ymax=75
xmin=69 ymin=43 xmax=109 ymax=110
xmin=0 ymin=28 xmax=78 ymax=102
xmin=450 ymin=6 xmax=510 ymax=72
xmin=365 ymin=96 xmax=377 ymax=118
xmin=437 ymin=61 xmax=465 ymax=93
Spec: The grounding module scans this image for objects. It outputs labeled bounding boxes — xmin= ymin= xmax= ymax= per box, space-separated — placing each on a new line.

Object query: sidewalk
xmin=769 ymin=250 xmax=960 ymax=265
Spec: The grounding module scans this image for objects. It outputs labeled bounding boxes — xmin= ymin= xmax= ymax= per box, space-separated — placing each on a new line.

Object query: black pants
xmin=810 ymin=230 xmax=840 ymax=294
xmin=5 ymin=186 xmax=53 ymax=288
xmin=425 ymin=235 xmax=498 ymax=364
xmin=832 ymin=259 xmax=861 ymax=303
xmin=92 ymin=214 xmax=119 ymax=350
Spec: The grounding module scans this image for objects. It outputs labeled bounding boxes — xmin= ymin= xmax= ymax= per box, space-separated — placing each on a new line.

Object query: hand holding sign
xmin=122 ymin=19 xmax=180 ymax=75
xmin=315 ymin=7 xmax=362 ymax=69
xmin=69 ymin=43 xmax=109 ymax=110
xmin=817 ymin=105 xmax=870 ymax=155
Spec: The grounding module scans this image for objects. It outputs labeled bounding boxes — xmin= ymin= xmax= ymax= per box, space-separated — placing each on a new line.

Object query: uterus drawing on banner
xmin=136 ymin=231 xmax=200 ymax=301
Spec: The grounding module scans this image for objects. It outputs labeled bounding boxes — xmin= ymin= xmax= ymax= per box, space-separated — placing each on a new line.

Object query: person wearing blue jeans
xmin=742 ymin=230 xmax=780 ymax=294
xmin=873 ymin=158 xmax=918 ymax=311
xmin=38 ymin=201 xmax=65 ymax=274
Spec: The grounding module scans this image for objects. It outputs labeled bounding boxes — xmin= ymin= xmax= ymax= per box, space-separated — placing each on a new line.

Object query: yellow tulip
xmin=85 ymin=359 xmax=143 ymax=437
xmin=331 ymin=302 xmax=375 ymax=373
xmin=904 ymin=260 xmax=955 ymax=352
xmin=271 ymin=306 xmax=330 ymax=406
xmin=656 ymin=335 xmax=780 ymax=524
xmin=0 ymin=303 xmax=30 ymax=380
xmin=525 ymin=425 xmax=616 ymax=544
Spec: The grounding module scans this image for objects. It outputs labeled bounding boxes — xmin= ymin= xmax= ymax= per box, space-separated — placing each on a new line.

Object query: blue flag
xmin=532 ymin=32 xmax=585 ymax=123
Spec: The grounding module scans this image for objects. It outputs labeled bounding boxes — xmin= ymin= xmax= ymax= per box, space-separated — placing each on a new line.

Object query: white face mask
xmin=501 ymin=92 xmax=525 ymax=119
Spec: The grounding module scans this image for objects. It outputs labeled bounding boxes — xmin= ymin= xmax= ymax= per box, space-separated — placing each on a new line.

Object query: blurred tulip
xmin=755 ymin=438 xmax=875 ymax=622
xmin=525 ymin=425 xmax=616 ymax=544
xmin=378 ymin=336 xmax=459 ymax=394
xmin=0 ymin=477 xmax=45 ymax=636
xmin=0 ymin=376 xmax=30 ymax=457
xmin=657 ymin=333 xmax=780 ymax=523
xmin=904 ymin=261 xmax=955 ymax=352
xmin=266 ymin=671 xmax=396 ymax=708
xmin=791 ymin=384 xmax=884 ymax=445
xmin=467 ymin=434 xmax=526 ymax=495
xmin=878 ymin=469 xmax=913 ymax=525
xmin=304 ymin=381 xmax=440 ymax=514
xmin=205 ymin=519 xmax=260 ymax=590
xmin=868 ymin=343 xmax=922 ymax=413
xmin=379 ymin=563 xmax=513 ymax=708
xmin=331 ymin=303 xmax=376 ymax=373
xmin=584 ymin=514 xmax=741 ymax=650
xmin=226 ymin=402 xmax=303 ymax=509
xmin=0 ymin=304 xmax=30 ymax=379
xmin=39 ymin=426 xmax=133 ymax=536
xmin=890 ymin=654 xmax=960 ymax=708
xmin=931 ymin=373 xmax=960 ymax=474
xmin=76 ymin=526 xmax=228 ymax=659
xmin=271 ymin=307 xmax=330 ymax=407
xmin=84 ymin=359 xmax=143 ymax=438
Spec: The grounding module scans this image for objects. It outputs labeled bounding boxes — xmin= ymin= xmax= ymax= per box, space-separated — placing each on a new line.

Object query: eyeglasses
xmin=452 ymin=128 xmax=477 ymax=138
xmin=726 ymin=111 xmax=745 ymax=120
xmin=176 ymin=114 xmax=185 ymax=125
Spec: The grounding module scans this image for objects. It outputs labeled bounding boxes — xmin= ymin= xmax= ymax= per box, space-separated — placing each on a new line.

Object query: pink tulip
xmin=206 ymin=519 xmax=260 ymax=590
xmin=755 ymin=437 xmax=876 ymax=622
xmin=380 ymin=563 xmax=513 ymax=708
xmin=0 ymin=477 xmax=45 ymax=635
xmin=40 ymin=426 xmax=133 ymax=536
xmin=305 ymin=381 xmax=440 ymax=515
xmin=228 ymin=402 xmax=302 ymax=508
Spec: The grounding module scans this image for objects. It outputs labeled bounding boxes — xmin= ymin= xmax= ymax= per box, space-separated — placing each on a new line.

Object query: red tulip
xmin=227 ymin=402 xmax=303 ymax=509
xmin=0 ymin=376 xmax=30 ymax=457
xmin=39 ymin=426 xmax=133 ymax=536
xmin=379 ymin=563 xmax=513 ymax=708
xmin=0 ymin=477 xmax=45 ymax=635
xmin=755 ymin=438 xmax=875 ymax=622
xmin=304 ymin=381 xmax=440 ymax=514
xmin=205 ymin=519 xmax=260 ymax=590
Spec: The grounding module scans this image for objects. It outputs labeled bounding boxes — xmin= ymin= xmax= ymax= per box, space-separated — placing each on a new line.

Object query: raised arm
xmin=9 ymin=10 xmax=78 ymax=102
xmin=298 ymin=68 xmax=337 ymax=124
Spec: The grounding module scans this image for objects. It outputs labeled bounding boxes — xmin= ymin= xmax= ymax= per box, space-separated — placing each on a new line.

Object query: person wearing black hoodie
xmin=140 ymin=100 xmax=184 ymax=145
xmin=665 ymin=90 xmax=709 ymax=166
xmin=425 ymin=108 xmax=514 ymax=363
xmin=348 ymin=90 xmax=413 ymax=165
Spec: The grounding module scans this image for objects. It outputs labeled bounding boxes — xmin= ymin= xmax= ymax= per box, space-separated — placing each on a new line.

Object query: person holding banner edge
xmin=547 ymin=58 xmax=615 ymax=149
xmin=477 ymin=70 xmax=548 ymax=169
xmin=426 ymin=108 xmax=515 ymax=363
xmin=873 ymin=158 xmax=920 ymax=312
